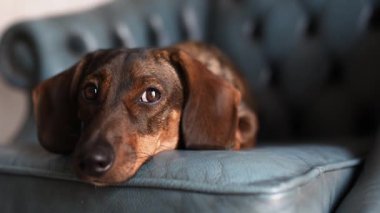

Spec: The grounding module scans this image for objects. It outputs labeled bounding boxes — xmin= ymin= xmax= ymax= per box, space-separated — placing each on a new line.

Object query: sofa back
xmin=1 ymin=0 xmax=379 ymax=140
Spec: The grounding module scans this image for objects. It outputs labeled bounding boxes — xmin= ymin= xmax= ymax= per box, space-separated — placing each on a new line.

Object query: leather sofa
xmin=1 ymin=0 xmax=380 ymax=212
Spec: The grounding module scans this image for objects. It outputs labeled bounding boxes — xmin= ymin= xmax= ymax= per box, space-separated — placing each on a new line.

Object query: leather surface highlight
xmin=0 ymin=140 xmax=370 ymax=212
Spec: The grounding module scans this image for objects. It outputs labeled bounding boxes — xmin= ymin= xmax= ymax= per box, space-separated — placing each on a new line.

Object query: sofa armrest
xmin=337 ymin=131 xmax=380 ymax=212
xmin=0 ymin=0 xmax=210 ymax=144
xmin=0 ymin=0 xmax=210 ymax=89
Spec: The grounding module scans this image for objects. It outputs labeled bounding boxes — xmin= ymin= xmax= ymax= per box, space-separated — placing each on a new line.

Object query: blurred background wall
xmin=0 ymin=0 xmax=110 ymax=144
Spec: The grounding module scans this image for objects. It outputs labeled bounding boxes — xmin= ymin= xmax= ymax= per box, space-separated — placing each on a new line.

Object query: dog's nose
xmin=78 ymin=144 xmax=114 ymax=177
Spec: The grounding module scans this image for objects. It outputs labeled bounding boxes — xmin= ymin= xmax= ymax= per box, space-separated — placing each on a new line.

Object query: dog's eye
xmin=83 ymin=83 xmax=98 ymax=101
xmin=140 ymin=88 xmax=161 ymax=103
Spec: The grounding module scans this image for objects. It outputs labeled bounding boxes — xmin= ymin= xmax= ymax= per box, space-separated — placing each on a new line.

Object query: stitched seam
xmin=0 ymin=158 xmax=362 ymax=195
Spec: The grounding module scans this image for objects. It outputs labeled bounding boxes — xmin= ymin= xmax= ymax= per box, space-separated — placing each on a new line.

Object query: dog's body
xmin=33 ymin=41 xmax=258 ymax=186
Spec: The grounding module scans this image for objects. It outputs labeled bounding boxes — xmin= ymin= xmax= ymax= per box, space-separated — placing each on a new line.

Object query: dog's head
xmin=33 ymin=48 xmax=256 ymax=185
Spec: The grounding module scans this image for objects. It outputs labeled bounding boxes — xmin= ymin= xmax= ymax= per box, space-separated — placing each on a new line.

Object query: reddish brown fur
xmin=33 ymin=41 xmax=259 ymax=186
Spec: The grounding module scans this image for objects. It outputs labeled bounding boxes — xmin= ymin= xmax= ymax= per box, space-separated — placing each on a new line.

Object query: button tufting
xmin=112 ymin=24 xmax=136 ymax=48
xmin=10 ymin=40 xmax=36 ymax=75
xmin=147 ymin=14 xmax=169 ymax=46
xmin=66 ymin=33 xmax=88 ymax=55
xmin=328 ymin=57 xmax=344 ymax=85
xmin=180 ymin=6 xmax=202 ymax=40
xmin=242 ymin=17 xmax=264 ymax=41
xmin=1 ymin=0 xmax=379 ymax=141
xmin=268 ymin=62 xmax=281 ymax=87
xmin=306 ymin=15 xmax=319 ymax=37
xmin=262 ymin=0 xmax=308 ymax=63
xmin=6 ymin=34 xmax=39 ymax=87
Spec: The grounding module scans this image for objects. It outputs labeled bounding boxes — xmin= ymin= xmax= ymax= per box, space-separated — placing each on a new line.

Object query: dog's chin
xmin=88 ymin=179 xmax=126 ymax=187
xmin=77 ymin=173 xmax=135 ymax=187
xmin=88 ymin=180 xmax=113 ymax=187
xmin=74 ymin=168 xmax=136 ymax=186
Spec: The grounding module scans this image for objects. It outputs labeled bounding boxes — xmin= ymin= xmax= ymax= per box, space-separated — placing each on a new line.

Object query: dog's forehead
xmin=80 ymin=49 xmax=181 ymax=93
xmin=124 ymin=49 xmax=177 ymax=79
xmin=87 ymin=49 xmax=175 ymax=77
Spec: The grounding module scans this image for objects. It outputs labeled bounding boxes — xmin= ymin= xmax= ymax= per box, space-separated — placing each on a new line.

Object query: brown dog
xmin=32 ymin=41 xmax=258 ymax=186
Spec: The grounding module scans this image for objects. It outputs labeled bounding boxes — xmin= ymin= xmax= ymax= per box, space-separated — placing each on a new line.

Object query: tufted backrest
xmin=0 ymin=0 xmax=211 ymax=87
xmin=211 ymin=0 xmax=380 ymax=139
xmin=1 ymin=0 xmax=380 ymax=141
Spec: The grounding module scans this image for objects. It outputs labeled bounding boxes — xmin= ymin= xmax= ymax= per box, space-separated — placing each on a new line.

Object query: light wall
xmin=0 ymin=0 xmax=110 ymax=144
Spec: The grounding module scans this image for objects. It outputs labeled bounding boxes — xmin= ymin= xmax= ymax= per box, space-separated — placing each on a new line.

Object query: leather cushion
xmin=0 ymin=139 xmax=370 ymax=213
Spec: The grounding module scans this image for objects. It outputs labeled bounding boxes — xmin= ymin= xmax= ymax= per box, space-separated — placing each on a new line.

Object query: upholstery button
xmin=268 ymin=62 xmax=280 ymax=87
xmin=3 ymin=33 xmax=39 ymax=87
xmin=180 ymin=6 xmax=202 ymax=40
xmin=262 ymin=0 xmax=308 ymax=63
xmin=328 ymin=57 xmax=344 ymax=85
xmin=306 ymin=15 xmax=319 ymax=38
xmin=242 ymin=17 xmax=264 ymax=41
xmin=211 ymin=4 xmax=269 ymax=90
xmin=147 ymin=14 xmax=170 ymax=46
xmin=112 ymin=23 xmax=136 ymax=48
xmin=67 ymin=33 xmax=88 ymax=55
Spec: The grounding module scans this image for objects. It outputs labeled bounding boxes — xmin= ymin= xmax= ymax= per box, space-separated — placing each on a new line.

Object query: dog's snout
xmin=77 ymin=143 xmax=114 ymax=178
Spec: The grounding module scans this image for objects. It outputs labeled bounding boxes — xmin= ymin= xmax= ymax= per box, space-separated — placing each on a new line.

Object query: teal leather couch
xmin=1 ymin=0 xmax=380 ymax=212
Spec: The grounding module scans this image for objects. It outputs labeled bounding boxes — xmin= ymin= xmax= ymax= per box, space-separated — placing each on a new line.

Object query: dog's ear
xmin=170 ymin=50 xmax=242 ymax=150
xmin=32 ymin=53 xmax=95 ymax=154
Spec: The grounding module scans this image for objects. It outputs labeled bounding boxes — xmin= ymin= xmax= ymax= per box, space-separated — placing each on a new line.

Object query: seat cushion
xmin=0 ymin=139 xmax=371 ymax=213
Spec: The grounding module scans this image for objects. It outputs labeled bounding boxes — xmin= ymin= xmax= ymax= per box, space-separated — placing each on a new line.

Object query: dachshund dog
xmin=33 ymin=41 xmax=259 ymax=186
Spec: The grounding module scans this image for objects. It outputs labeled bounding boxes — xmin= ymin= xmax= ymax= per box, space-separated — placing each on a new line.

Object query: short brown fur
xmin=33 ymin=41 xmax=259 ymax=185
